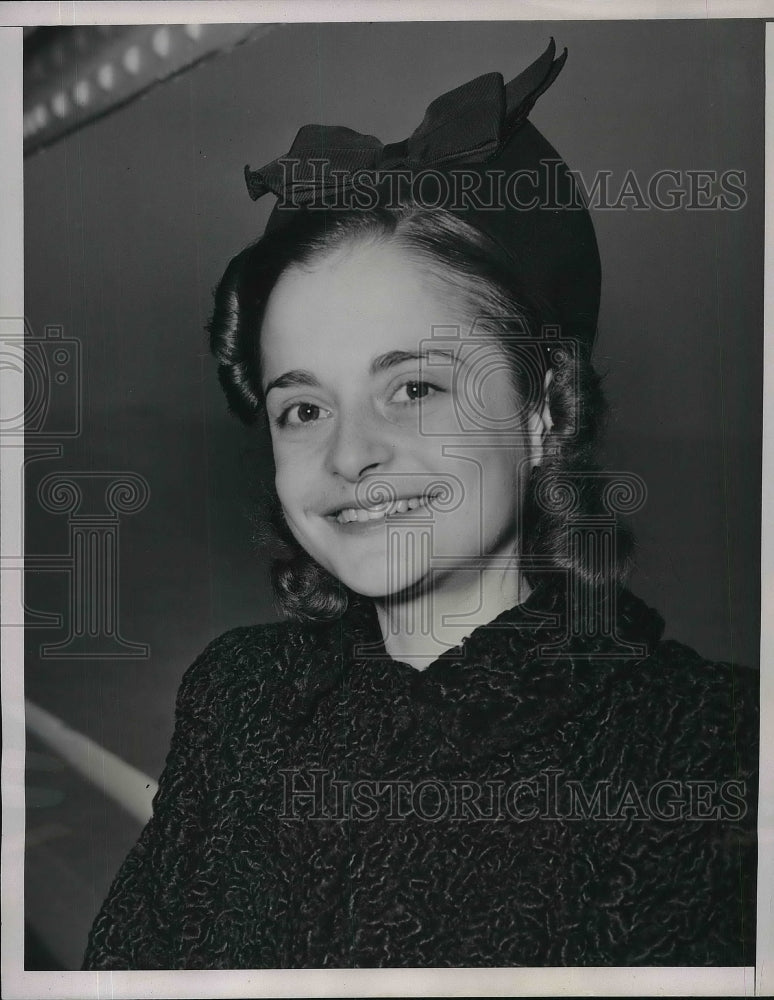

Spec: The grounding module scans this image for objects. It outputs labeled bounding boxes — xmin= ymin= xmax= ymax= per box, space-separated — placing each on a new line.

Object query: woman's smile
xmin=327 ymin=493 xmax=441 ymax=533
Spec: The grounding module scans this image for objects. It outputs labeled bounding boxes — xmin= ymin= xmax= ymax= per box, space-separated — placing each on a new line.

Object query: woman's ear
xmin=526 ymin=369 xmax=554 ymax=469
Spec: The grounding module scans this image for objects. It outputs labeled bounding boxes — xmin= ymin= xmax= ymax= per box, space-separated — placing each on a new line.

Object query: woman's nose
xmin=324 ymin=408 xmax=393 ymax=481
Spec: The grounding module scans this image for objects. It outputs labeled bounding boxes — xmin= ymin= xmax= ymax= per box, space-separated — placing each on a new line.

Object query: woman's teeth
xmin=334 ymin=495 xmax=433 ymax=524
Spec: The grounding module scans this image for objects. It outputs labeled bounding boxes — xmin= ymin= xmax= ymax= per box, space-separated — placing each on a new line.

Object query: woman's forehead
xmin=260 ymin=241 xmax=469 ymax=370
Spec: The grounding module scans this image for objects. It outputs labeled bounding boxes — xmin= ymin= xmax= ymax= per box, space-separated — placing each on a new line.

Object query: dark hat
xmin=244 ymin=40 xmax=600 ymax=353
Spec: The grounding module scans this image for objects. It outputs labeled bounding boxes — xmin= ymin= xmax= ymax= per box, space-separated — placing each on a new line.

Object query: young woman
xmin=83 ymin=41 xmax=758 ymax=970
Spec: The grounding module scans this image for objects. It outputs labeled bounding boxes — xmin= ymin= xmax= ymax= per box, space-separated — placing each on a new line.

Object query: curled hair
xmin=208 ymin=202 xmax=633 ymax=621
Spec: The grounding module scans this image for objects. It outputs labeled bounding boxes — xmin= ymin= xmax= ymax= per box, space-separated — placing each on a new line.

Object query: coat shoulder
xmin=172 ymin=617 xmax=339 ymax=739
xmin=597 ymin=634 xmax=760 ymax=782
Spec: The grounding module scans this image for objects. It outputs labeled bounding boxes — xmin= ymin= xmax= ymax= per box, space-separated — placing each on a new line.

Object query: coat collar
xmin=338 ymin=578 xmax=666 ymax=674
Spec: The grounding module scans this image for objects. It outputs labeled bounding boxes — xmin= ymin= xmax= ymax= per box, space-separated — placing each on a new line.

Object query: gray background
xmin=23 ymin=19 xmax=763 ymax=968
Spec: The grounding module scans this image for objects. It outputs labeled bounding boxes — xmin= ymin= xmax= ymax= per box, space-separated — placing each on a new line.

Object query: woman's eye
xmin=390 ymin=380 xmax=439 ymax=404
xmin=277 ymin=402 xmax=332 ymax=427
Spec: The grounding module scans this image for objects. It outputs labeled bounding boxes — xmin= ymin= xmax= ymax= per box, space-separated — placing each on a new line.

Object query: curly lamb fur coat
xmin=83 ymin=583 xmax=758 ymax=968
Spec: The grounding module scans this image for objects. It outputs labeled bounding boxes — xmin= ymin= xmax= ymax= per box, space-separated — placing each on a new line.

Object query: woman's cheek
xmin=272 ymin=433 xmax=311 ymax=474
xmin=274 ymin=473 xmax=298 ymax=520
xmin=272 ymin=453 xmax=299 ymax=512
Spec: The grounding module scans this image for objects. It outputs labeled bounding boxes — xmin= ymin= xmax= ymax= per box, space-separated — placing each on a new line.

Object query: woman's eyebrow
xmin=264 ymin=370 xmax=319 ymax=396
xmin=263 ymin=348 xmax=457 ymax=397
xmin=265 ymin=350 xmax=459 ymax=396
xmin=370 ymin=349 xmax=459 ymax=374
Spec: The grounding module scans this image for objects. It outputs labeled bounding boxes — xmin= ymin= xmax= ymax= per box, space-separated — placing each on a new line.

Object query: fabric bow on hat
xmin=244 ymin=39 xmax=567 ymax=204
xmin=242 ymin=40 xmax=601 ymax=356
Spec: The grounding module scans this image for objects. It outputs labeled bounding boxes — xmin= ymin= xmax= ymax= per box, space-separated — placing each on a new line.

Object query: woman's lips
xmin=327 ymin=493 xmax=438 ymax=525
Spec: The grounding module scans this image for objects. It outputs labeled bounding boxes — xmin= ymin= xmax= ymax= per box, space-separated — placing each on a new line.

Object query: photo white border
xmin=2 ymin=0 xmax=774 ymax=23
xmin=1 ymin=2 xmax=770 ymax=997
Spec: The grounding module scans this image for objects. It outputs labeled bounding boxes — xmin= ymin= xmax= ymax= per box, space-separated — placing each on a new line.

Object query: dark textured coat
xmin=83 ymin=584 xmax=758 ymax=969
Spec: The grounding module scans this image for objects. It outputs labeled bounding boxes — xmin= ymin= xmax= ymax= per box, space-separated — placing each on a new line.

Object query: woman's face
xmin=260 ymin=239 xmax=546 ymax=599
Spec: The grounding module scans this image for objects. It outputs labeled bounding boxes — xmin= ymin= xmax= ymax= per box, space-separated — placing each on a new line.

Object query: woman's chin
xmin=304 ymin=521 xmax=432 ymax=598
xmin=328 ymin=562 xmax=429 ymax=600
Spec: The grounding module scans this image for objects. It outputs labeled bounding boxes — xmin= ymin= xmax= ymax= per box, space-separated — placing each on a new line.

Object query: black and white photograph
xmin=1 ymin=2 xmax=771 ymax=996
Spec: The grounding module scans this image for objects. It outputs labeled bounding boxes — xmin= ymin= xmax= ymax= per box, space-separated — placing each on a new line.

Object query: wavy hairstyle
xmin=207 ymin=201 xmax=633 ymax=621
